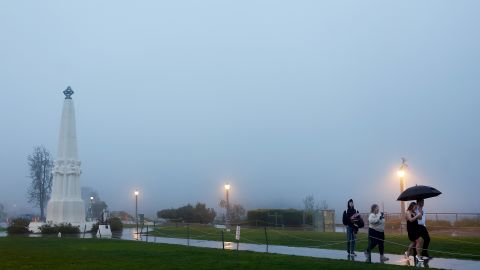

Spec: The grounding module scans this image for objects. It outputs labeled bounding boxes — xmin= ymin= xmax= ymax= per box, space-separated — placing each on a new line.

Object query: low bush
xmin=109 ymin=217 xmax=123 ymax=232
xmin=91 ymin=223 xmax=99 ymax=233
xmin=90 ymin=217 xmax=123 ymax=233
xmin=7 ymin=218 xmax=30 ymax=234
xmin=40 ymin=223 xmax=80 ymax=234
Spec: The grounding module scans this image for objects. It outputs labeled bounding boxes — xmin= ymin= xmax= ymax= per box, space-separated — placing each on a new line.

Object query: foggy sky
xmin=1 ymin=1 xmax=479 ymax=218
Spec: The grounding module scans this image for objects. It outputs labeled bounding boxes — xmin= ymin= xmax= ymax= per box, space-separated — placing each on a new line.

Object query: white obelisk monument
xmin=46 ymin=87 xmax=86 ymax=225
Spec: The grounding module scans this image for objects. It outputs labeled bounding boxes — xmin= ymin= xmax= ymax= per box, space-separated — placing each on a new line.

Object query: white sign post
xmin=235 ymin=225 xmax=241 ymax=250
xmin=235 ymin=225 xmax=241 ymax=240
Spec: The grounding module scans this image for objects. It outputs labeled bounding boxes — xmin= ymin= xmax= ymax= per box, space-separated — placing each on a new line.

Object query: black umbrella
xmin=397 ymin=185 xmax=442 ymax=201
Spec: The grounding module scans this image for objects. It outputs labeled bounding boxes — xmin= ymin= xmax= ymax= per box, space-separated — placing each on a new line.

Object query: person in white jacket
xmin=364 ymin=204 xmax=389 ymax=262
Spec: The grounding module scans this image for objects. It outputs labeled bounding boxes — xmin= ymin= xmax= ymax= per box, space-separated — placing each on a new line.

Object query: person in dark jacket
xmin=343 ymin=199 xmax=360 ymax=256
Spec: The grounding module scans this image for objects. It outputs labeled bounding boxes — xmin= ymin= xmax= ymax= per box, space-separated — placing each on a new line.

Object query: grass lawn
xmin=151 ymin=225 xmax=480 ymax=260
xmin=0 ymin=237 xmax=415 ymax=270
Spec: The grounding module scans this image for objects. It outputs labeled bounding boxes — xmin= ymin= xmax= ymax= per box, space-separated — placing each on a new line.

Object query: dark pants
xmin=418 ymin=225 xmax=430 ymax=256
xmin=367 ymin=228 xmax=385 ymax=255
xmin=412 ymin=225 xmax=430 ymax=257
xmin=346 ymin=226 xmax=356 ymax=254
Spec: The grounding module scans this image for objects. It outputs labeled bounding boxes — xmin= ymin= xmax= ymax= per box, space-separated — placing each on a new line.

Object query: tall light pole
xmin=89 ymin=196 xmax=94 ymax=222
xmin=134 ymin=189 xmax=139 ymax=234
xmin=224 ymin=184 xmax=230 ymax=229
xmin=397 ymin=158 xmax=407 ymax=214
xmin=398 ymin=158 xmax=407 ymax=234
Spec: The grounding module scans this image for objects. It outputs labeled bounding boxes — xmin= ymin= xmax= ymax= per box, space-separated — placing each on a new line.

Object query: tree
xmin=81 ymin=188 xmax=108 ymax=221
xmin=302 ymin=195 xmax=329 ymax=225
xmin=157 ymin=202 xmax=216 ymax=224
xmin=229 ymin=204 xmax=246 ymax=223
xmin=318 ymin=200 xmax=329 ymax=210
xmin=219 ymin=200 xmax=246 ymax=223
xmin=91 ymin=201 xmax=108 ymax=220
xmin=110 ymin=211 xmax=134 ymax=222
xmin=302 ymin=195 xmax=315 ymax=213
xmin=27 ymin=146 xmax=53 ymax=220
xmin=302 ymin=195 xmax=315 ymax=225
xmin=0 ymin=203 xmax=6 ymax=222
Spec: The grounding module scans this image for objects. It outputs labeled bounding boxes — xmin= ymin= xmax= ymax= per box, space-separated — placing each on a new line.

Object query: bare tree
xmin=219 ymin=200 xmax=246 ymax=223
xmin=317 ymin=200 xmax=329 ymax=210
xmin=0 ymin=203 xmax=6 ymax=222
xmin=27 ymin=146 xmax=53 ymax=220
xmin=302 ymin=195 xmax=330 ymax=225
xmin=302 ymin=195 xmax=315 ymax=213
xmin=302 ymin=194 xmax=315 ymax=225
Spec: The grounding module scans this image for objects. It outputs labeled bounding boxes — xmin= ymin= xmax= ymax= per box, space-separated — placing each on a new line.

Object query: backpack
xmin=343 ymin=209 xmax=365 ymax=229
xmin=356 ymin=213 xmax=365 ymax=229
xmin=342 ymin=210 xmax=348 ymax=225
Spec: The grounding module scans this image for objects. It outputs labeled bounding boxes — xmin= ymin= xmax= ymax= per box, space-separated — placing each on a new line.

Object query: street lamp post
xmin=89 ymin=196 xmax=94 ymax=222
xmin=398 ymin=158 xmax=408 ymax=234
xmin=224 ymin=184 xmax=230 ymax=229
xmin=134 ymin=190 xmax=139 ymax=234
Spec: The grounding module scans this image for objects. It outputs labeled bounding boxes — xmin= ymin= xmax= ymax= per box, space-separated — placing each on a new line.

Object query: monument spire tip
xmin=63 ymin=86 xmax=74 ymax=99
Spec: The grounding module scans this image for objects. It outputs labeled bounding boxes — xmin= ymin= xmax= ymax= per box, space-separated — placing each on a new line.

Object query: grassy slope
xmin=151 ymin=226 xmax=480 ymax=260
xmin=0 ymin=237 xmax=414 ymax=270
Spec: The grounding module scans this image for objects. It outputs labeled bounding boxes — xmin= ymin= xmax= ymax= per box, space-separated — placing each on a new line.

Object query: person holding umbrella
xmin=405 ymin=201 xmax=424 ymax=262
xmin=416 ymin=199 xmax=432 ymax=259
xmin=397 ymin=184 xmax=441 ymax=261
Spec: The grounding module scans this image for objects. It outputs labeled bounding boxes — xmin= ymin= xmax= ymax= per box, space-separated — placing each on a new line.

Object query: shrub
xmin=91 ymin=223 xmax=99 ymax=233
xmin=109 ymin=217 xmax=123 ymax=232
xmin=40 ymin=223 xmax=80 ymax=234
xmin=39 ymin=224 xmax=57 ymax=234
xmin=7 ymin=218 xmax=30 ymax=234
xmin=90 ymin=217 xmax=123 ymax=233
xmin=158 ymin=203 xmax=216 ymax=224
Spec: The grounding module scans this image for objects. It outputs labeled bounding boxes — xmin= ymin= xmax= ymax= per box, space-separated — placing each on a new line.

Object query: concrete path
xmin=133 ymin=230 xmax=479 ymax=270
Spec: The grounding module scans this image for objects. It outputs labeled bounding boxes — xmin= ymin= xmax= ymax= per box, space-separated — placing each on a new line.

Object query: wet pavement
xmin=1 ymin=228 xmax=479 ymax=269
xmin=125 ymin=229 xmax=480 ymax=270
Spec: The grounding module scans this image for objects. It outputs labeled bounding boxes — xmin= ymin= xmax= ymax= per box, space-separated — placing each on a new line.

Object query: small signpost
xmin=235 ymin=225 xmax=241 ymax=250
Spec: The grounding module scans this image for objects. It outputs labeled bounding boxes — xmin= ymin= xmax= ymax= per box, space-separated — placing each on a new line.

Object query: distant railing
xmin=360 ymin=212 xmax=480 ymax=236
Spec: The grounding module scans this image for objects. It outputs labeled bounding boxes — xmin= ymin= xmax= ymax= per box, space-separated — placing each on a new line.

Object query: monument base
xmin=46 ymin=199 xmax=86 ymax=225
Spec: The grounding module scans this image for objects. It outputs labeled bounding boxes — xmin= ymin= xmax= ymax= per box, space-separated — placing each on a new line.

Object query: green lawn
xmin=0 ymin=237 xmax=415 ymax=270
xmin=151 ymin=225 xmax=480 ymax=260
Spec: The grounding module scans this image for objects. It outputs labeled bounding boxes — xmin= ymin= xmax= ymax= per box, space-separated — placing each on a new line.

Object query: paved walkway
xmin=135 ymin=231 xmax=480 ymax=270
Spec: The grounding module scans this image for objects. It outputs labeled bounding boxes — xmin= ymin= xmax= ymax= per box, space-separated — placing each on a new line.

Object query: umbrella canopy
xmin=397 ymin=185 xmax=442 ymax=201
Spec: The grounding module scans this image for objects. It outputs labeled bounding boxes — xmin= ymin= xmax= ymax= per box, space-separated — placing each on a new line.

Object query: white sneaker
xmin=380 ymin=255 xmax=389 ymax=261
xmin=416 ymin=255 xmax=424 ymax=262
